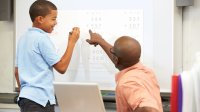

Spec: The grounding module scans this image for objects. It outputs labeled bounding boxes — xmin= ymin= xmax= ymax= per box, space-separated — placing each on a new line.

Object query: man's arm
xmin=86 ymin=30 xmax=115 ymax=64
xmin=14 ymin=67 xmax=20 ymax=92
xmin=53 ymin=27 xmax=80 ymax=74
xmin=134 ymin=107 xmax=159 ymax=112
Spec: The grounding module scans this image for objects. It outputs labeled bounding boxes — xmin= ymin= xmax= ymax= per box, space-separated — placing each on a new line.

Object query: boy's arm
xmin=86 ymin=30 xmax=115 ymax=64
xmin=14 ymin=67 xmax=20 ymax=92
xmin=53 ymin=27 xmax=80 ymax=74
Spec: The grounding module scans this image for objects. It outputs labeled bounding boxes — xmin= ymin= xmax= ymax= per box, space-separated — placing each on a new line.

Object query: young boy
xmin=86 ymin=30 xmax=163 ymax=112
xmin=15 ymin=0 xmax=80 ymax=112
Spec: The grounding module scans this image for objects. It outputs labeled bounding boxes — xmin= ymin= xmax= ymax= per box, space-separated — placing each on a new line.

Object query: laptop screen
xmin=53 ymin=82 xmax=106 ymax=112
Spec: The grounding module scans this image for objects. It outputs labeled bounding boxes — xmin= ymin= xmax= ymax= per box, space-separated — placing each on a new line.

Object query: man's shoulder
xmin=118 ymin=67 xmax=156 ymax=84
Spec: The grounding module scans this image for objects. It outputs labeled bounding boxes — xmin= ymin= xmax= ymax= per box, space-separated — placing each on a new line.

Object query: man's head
xmin=110 ymin=36 xmax=141 ymax=70
xmin=29 ymin=0 xmax=57 ymax=33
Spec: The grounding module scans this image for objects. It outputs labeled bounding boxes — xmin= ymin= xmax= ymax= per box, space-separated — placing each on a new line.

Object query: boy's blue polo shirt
xmin=16 ymin=27 xmax=60 ymax=107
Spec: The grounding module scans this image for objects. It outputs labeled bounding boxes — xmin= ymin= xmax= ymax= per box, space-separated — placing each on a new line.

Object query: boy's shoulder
xmin=26 ymin=28 xmax=48 ymax=37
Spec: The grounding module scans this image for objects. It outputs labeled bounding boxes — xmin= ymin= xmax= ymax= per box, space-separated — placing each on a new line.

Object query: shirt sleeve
xmin=121 ymin=81 xmax=158 ymax=111
xmin=38 ymin=35 xmax=60 ymax=66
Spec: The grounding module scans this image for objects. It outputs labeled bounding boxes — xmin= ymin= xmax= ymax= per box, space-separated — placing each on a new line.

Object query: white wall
xmin=183 ymin=0 xmax=200 ymax=71
xmin=0 ymin=21 xmax=14 ymax=93
xmin=174 ymin=4 xmax=183 ymax=73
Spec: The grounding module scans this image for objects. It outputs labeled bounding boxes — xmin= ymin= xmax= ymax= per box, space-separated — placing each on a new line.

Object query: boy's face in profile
xmin=39 ymin=10 xmax=57 ymax=33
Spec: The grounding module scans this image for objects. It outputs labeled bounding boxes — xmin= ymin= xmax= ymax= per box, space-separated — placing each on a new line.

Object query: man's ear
xmin=115 ymin=57 xmax=125 ymax=71
xmin=114 ymin=56 xmax=119 ymax=65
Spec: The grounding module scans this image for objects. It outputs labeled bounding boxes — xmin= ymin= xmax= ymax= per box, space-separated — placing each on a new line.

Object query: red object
xmin=170 ymin=74 xmax=179 ymax=112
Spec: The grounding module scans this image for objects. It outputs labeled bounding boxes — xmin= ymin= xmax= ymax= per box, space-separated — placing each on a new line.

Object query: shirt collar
xmin=28 ymin=27 xmax=46 ymax=34
xmin=115 ymin=62 xmax=143 ymax=83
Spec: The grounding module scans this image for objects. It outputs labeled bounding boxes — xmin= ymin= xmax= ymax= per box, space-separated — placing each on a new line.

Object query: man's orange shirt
xmin=115 ymin=62 xmax=163 ymax=112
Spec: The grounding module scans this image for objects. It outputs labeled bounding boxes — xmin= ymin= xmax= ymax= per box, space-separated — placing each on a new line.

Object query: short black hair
xmin=29 ymin=0 xmax=57 ymax=22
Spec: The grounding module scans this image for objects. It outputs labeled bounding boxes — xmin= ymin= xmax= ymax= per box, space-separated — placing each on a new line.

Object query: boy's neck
xmin=33 ymin=22 xmax=39 ymax=28
xmin=32 ymin=23 xmax=43 ymax=31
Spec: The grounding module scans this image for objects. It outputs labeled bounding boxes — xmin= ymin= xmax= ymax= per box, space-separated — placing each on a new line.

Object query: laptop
xmin=53 ymin=82 xmax=106 ymax=112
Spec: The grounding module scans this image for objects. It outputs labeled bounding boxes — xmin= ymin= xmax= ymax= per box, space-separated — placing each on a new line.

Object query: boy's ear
xmin=35 ymin=16 xmax=44 ymax=24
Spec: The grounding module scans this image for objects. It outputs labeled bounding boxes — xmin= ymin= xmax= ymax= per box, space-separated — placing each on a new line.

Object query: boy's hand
xmin=68 ymin=27 xmax=80 ymax=44
xmin=86 ymin=30 xmax=103 ymax=47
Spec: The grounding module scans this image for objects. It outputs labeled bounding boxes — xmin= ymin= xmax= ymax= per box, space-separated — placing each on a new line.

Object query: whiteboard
xmin=15 ymin=0 xmax=174 ymax=92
